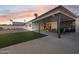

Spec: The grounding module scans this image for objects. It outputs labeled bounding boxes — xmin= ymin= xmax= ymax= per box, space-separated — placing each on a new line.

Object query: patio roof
xmin=32 ymin=5 xmax=77 ymax=22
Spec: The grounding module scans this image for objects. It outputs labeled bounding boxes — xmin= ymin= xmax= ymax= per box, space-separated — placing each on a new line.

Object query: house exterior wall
xmin=0 ymin=26 xmax=26 ymax=30
xmin=51 ymin=21 xmax=57 ymax=30
xmin=32 ymin=22 xmax=39 ymax=31
xmin=26 ymin=22 xmax=33 ymax=31
xmin=76 ymin=18 xmax=79 ymax=32
xmin=32 ymin=21 xmax=57 ymax=31
xmin=12 ymin=22 xmax=25 ymax=26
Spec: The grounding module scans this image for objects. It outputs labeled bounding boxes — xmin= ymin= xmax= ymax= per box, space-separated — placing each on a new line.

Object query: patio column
xmin=38 ymin=21 xmax=40 ymax=32
xmin=57 ymin=14 xmax=61 ymax=38
xmin=73 ymin=20 xmax=76 ymax=32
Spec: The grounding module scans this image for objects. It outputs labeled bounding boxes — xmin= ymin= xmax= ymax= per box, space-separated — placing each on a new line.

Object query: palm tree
xmin=10 ymin=19 xmax=12 ymax=22
xmin=10 ymin=19 xmax=13 ymax=26
xmin=24 ymin=20 xmax=26 ymax=23
xmin=34 ymin=13 xmax=38 ymax=18
xmin=24 ymin=20 xmax=26 ymax=25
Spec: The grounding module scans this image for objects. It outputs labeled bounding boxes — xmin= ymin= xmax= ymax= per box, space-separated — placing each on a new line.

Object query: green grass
xmin=0 ymin=31 xmax=46 ymax=48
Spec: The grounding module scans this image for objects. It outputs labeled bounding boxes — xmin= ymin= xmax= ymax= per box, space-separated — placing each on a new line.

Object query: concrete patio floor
xmin=0 ymin=31 xmax=79 ymax=54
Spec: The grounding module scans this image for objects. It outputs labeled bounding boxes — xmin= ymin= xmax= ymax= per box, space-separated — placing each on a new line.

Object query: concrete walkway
xmin=0 ymin=31 xmax=79 ymax=54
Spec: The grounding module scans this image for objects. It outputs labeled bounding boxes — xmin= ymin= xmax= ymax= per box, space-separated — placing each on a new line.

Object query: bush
xmin=0 ymin=27 xmax=3 ymax=30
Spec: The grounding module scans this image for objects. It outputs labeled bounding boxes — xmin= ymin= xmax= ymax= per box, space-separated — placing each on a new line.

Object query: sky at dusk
xmin=0 ymin=5 xmax=79 ymax=24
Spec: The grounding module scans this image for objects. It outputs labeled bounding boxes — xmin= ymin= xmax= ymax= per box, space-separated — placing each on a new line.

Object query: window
xmin=29 ymin=24 xmax=31 ymax=27
xmin=26 ymin=25 xmax=27 ymax=27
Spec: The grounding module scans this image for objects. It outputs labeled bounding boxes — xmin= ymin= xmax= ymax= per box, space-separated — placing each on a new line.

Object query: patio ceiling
xmin=32 ymin=5 xmax=77 ymax=23
xmin=32 ymin=12 xmax=75 ymax=23
xmin=59 ymin=13 xmax=75 ymax=21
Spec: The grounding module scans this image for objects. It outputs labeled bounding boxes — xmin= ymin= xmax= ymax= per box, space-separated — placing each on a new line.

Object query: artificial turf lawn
xmin=0 ymin=31 xmax=46 ymax=48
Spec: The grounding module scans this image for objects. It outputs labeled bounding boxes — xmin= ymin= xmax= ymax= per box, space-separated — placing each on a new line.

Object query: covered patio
xmin=32 ymin=5 xmax=77 ymax=38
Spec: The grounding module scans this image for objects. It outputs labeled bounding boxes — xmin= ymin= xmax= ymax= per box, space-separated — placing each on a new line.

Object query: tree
xmin=24 ymin=20 xmax=26 ymax=25
xmin=10 ymin=19 xmax=13 ymax=22
xmin=24 ymin=20 xmax=26 ymax=23
xmin=34 ymin=13 xmax=38 ymax=18
xmin=10 ymin=19 xmax=13 ymax=26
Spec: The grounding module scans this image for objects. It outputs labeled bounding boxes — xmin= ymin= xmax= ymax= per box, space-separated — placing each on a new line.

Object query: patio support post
xmin=57 ymin=14 xmax=61 ymax=38
xmin=38 ymin=21 xmax=40 ymax=32
xmin=74 ymin=20 xmax=76 ymax=32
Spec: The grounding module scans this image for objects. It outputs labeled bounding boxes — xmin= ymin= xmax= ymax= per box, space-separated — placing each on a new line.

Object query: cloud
xmin=0 ymin=5 xmax=54 ymax=24
xmin=1 ymin=5 xmax=79 ymax=24
xmin=10 ymin=5 xmax=54 ymax=19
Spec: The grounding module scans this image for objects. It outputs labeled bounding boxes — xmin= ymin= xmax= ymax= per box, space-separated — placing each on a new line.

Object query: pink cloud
xmin=0 ymin=5 xmax=55 ymax=24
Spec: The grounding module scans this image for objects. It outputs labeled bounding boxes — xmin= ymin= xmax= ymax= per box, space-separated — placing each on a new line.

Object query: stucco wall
xmin=26 ymin=22 xmax=33 ymax=31
xmin=0 ymin=26 xmax=26 ymax=30
xmin=76 ymin=18 xmax=79 ymax=32
xmin=51 ymin=21 xmax=57 ymax=30
xmin=32 ymin=21 xmax=57 ymax=31
xmin=32 ymin=22 xmax=39 ymax=31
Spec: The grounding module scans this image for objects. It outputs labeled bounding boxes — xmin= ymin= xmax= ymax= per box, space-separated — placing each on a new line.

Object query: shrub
xmin=0 ymin=27 xmax=3 ymax=30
